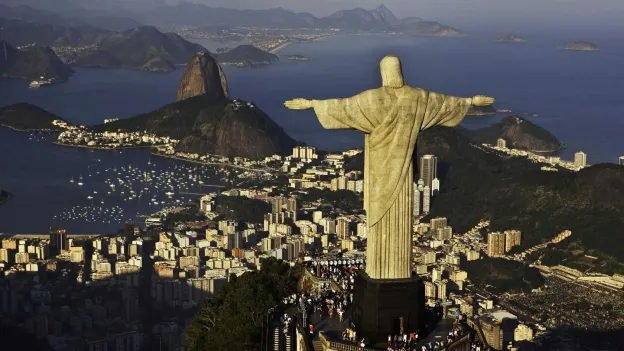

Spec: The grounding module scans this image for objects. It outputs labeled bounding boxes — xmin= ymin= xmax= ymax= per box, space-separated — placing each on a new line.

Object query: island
xmin=214 ymin=45 xmax=279 ymax=66
xmin=0 ymin=103 xmax=68 ymax=131
xmin=470 ymin=115 xmax=563 ymax=153
xmin=495 ymin=35 xmax=527 ymax=43
xmin=398 ymin=18 xmax=464 ymax=37
xmin=285 ymin=55 xmax=311 ymax=61
xmin=560 ymin=41 xmax=599 ymax=51
xmin=0 ymin=41 xmax=73 ymax=84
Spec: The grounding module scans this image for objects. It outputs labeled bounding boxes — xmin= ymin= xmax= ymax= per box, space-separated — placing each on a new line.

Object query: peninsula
xmin=560 ymin=41 xmax=599 ymax=51
xmin=470 ymin=115 xmax=563 ymax=152
xmin=0 ymin=103 xmax=68 ymax=131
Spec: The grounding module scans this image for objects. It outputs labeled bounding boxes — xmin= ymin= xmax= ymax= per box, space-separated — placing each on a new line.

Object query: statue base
xmin=352 ymin=271 xmax=425 ymax=343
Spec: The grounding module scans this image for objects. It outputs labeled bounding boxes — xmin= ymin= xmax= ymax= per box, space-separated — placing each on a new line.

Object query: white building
xmin=574 ymin=151 xmax=587 ymax=168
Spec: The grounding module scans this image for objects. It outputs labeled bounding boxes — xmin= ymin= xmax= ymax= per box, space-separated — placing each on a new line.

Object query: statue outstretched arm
xmin=285 ymin=94 xmax=376 ymax=133
xmin=421 ymin=92 xmax=494 ymax=129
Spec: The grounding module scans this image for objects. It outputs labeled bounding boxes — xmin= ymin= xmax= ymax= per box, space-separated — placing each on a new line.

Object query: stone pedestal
xmin=352 ymin=271 xmax=425 ymax=343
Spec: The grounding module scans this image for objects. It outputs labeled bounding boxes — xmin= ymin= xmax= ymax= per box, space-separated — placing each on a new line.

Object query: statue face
xmin=380 ymin=56 xmax=404 ymax=88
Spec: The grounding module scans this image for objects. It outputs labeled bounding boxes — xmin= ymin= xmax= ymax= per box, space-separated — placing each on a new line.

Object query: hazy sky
xmin=186 ymin=0 xmax=624 ymax=20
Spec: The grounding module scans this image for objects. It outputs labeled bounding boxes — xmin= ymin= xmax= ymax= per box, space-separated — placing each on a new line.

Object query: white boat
xmin=70 ymin=177 xmax=75 ymax=183
xmin=78 ymin=182 xmax=84 ymax=186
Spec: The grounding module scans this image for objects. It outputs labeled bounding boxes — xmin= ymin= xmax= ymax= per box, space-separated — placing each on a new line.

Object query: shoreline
xmin=269 ymin=41 xmax=294 ymax=54
xmin=151 ymin=151 xmax=272 ymax=173
xmin=0 ymin=124 xmax=62 ymax=132
xmin=269 ymin=34 xmax=339 ymax=54
xmin=52 ymin=142 xmax=155 ymax=151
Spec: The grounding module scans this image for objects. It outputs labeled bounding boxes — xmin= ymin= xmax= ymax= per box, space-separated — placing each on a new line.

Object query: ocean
xmin=0 ymin=33 xmax=623 ymax=233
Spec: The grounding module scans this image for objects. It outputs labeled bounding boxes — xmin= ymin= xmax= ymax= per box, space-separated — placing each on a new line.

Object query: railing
xmin=443 ymin=331 xmax=472 ymax=351
xmin=303 ymin=269 xmax=344 ymax=293
xmin=318 ymin=332 xmax=377 ymax=351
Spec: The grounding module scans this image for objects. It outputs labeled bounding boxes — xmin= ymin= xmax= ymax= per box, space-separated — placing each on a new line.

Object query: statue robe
xmin=312 ymin=86 xmax=471 ymax=279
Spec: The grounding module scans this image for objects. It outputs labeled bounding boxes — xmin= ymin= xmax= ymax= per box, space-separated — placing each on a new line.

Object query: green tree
xmin=185 ymin=258 xmax=300 ymax=351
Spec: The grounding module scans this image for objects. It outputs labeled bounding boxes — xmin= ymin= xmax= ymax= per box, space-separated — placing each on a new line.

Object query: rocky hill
xmin=470 ymin=115 xmax=563 ymax=152
xmin=177 ymin=52 xmax=229 ymax=102
xmin=94 ymin=95 xmax=295 ymax=159
xmin=95 ymin=52 xmax=294 ymax=159
xmin=0 ymin=103 xmax=66 ymax=131
xmin=73 ymin=26 xmax=205 ymax=72
xmin=215 ymin=45 xmax=279 ymax=66
xmin=0 ymin=41 xmax=73 ymax=81
xmin=347 ymin=126 xmax=624 ymax=261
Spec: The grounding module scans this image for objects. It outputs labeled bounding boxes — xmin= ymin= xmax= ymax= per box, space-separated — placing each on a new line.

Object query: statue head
xmin=380 ymin=55 xmax=405 ymax=88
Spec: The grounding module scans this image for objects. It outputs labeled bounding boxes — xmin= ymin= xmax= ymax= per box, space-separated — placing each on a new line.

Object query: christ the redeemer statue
xmin=285 ymin=55 xmax=494 ymax=280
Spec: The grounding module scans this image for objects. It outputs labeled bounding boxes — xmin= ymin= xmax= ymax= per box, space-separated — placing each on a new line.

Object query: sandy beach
xmin=269 ymin=41 xmax=294 ymax=54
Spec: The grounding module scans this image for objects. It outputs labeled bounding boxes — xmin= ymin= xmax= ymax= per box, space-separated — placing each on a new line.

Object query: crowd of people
xmin=301 ymin=259 xmax=492 ymax=350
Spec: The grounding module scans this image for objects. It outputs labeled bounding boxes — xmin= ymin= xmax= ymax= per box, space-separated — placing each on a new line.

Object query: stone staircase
xmin=312 ymin=339 xmax=324 ymax=351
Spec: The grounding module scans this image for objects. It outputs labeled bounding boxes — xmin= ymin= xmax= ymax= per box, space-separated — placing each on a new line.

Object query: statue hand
xmin=472 ymin=95 xmax=495 ymax=107
xmin=284 ymin=98 xmax=313 ymax=110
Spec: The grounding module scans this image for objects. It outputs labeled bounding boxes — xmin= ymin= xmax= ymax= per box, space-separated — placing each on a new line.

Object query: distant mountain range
xmin=74 ymin=26 xmax=205 ymax=72
xmin=0 ymin=4 xmax=142 ymax=31
xmin=0 ymin=18 xmax=206 ymax=73
xmin=133 ymin=4 xmax=462 ymax=35
xmin=0 ymin=3 xmax=462 ymax=36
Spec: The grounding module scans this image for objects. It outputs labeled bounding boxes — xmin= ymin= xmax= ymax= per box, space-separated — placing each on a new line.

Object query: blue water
xmin=1 ymin=33 xmax=623 ymax=233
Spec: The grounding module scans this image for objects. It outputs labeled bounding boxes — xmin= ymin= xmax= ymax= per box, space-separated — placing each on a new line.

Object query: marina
xmin=0 ymin=129 xmax=234 ymax=233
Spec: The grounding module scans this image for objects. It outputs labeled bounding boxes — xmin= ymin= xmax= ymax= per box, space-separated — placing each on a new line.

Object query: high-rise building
xmin=419 ymin=155 xmax=438 ymax=189
xmin=435 ymin=280 xmax=447 ymax=300
xmin=504 ymin=230 xmax=522 ymax=252
xmin=285 ymin=197 xmax=298 ymax=211
xmin=430 ymin=217 xmax=448 ymax=231
xmin=270 ymin=196 xmax=286 ymax=213
xmin=357 ymin=222 xmax=367 ymax=239
xmin=49 ymin=228 xmax=68 ymax=255
xmin=336 ymin=217 xmax=350 ymax=240
xmin=436 ymin=226 xmax=452 ymax=241
xmin=423 ymin=186 xmax=431 ymax=213
xmin=620 ymin=156 xmax=624 ymax=166
xmin=487 ymin=232 xmax=506 ymax=257
xmin=497 ymin=138 xmax=507 ymax=149
xmin=413 ymin=182 xmax=421 ymax=216
xmin=431 ymin=178 xmax=440 ymax=196
xmin=574 ymin=151 xmax=587 ymax=168
xmin=480 ymin=317 xmax=504 ymax=351
xmin=292 ymin=146 xmax=317 ymax=160
xmin=424 ymin=281 xmax=436 ymax=299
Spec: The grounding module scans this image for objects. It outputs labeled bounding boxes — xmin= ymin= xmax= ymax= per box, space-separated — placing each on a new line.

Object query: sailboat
xmin=70 ymin=177 xmax=75 ymax=183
